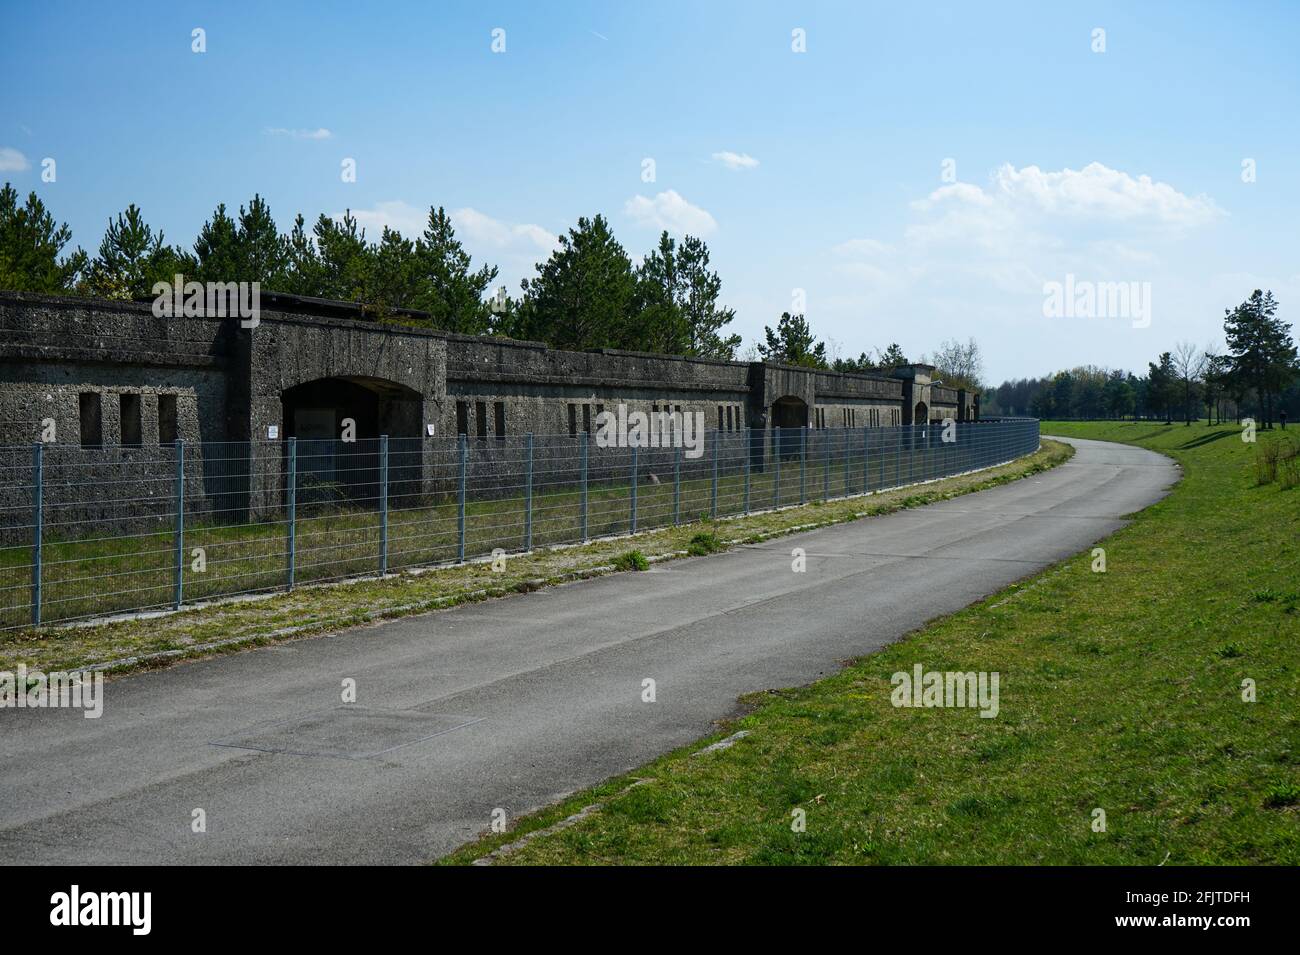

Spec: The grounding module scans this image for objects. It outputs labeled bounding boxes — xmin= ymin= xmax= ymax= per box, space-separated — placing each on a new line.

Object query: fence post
xmin=580 ymin=431 xmax=589 ymax=541
xmin=31 ymin=442 xmax=42 ymax=627
xmin=711 ymin=431 xmax=719 ymax=519
xmin=743 ymin=428 xmax=751 ymax=514
xmin=457 ymin=433 xmax=467 ymax=562
xmin=824 ymin=430 xmax=831 ymax=501
xmin=630 ymin=445 xmax=638 ymax=534
xmin=910 ymin=425 xmax=916 ymax=483
xmin=286 ymin=437 xmax=297 ymax=591
xmin=174 ymin=438 xmax=185 ymax=609
xmin=524 ymin=432 xmax=533 ymax=551
xmin=895 ymin=425 xmax=901 ymax=487
xmin=378 ymin=434 xmax=389 ymax=576
xmin=862 ymin=427 xmax=869 ymax=494
xmin=800 ymin=427 xmax=807 ymax=504
xmin=673 ymin=444 xmax=681 ymax=525
xmin=774 ymin=427 xmax=781 ymax=508
xmin=843 ymin=428 xmax=850 ymax=496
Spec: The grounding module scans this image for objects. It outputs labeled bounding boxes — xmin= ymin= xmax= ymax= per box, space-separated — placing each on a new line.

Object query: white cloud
xmin=711 ymin=151 xmax=759 ymax=171
xmin=345 ymin=200 xmax=426 ymax=238
xmin=912 ymin=162 xmax=1222 ymax=227
xmin=821 ymin=162 xmax=1231 ymax=378
xmin=265 ymin=127 xmax=333 ymax=140
xmin=0 ymin=147 xmax=30 ymax=172
xmin=623 ymin=189 xmax=718 ymax=235
xmin=450 ymin=207 xmax=557 ymax=255
xmin=340 ymin=202 xmax=556 ymax=256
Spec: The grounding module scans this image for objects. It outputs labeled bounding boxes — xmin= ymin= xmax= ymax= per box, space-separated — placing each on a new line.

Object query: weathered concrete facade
xmin=0 ymin=291 xmax=977 ymax=528
xmin=1 ymin=290 xmax=976 ymax=446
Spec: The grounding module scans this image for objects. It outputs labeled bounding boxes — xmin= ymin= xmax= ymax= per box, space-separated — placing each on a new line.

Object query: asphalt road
xmin=0 ymin=436 xmax=1177 ymax=864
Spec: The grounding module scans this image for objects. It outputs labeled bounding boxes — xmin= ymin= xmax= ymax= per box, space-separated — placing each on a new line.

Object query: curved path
xmin=0 ymin=437 xmax=1177 ymax=864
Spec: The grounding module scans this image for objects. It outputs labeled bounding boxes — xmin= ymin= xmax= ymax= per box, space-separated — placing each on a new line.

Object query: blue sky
xmin=2 ymin=0 xmax=1297 ymax=381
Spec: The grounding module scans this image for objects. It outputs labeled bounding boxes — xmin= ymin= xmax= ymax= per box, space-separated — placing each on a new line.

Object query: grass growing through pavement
xmin=442 ymin=422 xmax=1299 ymax=865
xmin=0 ymin=441 xmax=1069 ymax=675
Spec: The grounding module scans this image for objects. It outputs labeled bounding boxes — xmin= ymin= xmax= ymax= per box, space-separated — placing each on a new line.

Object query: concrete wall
xmin=0 ymin=291 xmax=980 ymax=531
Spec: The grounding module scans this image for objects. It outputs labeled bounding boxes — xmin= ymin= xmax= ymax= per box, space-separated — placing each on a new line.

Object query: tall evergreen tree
xmin=279 ymin=213 xmax=326 ymax=296
xmin=632 ymin=231 xmax=687 ymax=354
xmin=191 ymin=202 xmax=241 ymax=282
xmin=875 ymin=343 xmax=908 ymax=368
xmin=519 ymin=214 xmax=636 ymax=351
xmin=1222 ymin=289 xmax=1297 ymax=428
xmin=84 ymin=204 xmax=183 ymax=300
xmin=411 ymin=206 xmax=498 ymax=334
xmin=757 ymin=312 xmax=827 ymax=368
xmin=192 ymin=195 xmax=288 ymax=285
xmin=312 ymin=211 xmax=371 ymax=303
xmin=1147 ymin=352 xmax=1177 ymax=423
xmin=368 ymin=226 xmax=421 ymax=318
xmin=0 ymin=183 xmax=86 ymax=292
xmin=676 ymin=235 xmax=739 ymax=359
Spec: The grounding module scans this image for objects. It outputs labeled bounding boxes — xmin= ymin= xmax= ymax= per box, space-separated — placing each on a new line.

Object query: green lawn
xmin=443 ymin=421 xmax=1300 ymax=865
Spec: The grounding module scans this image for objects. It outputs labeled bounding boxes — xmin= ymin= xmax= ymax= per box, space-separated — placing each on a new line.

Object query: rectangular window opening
xmin=79 ymin=392 xmax=102 ymax=448
xmin=158 ymin=394 xmax=178 ymax=445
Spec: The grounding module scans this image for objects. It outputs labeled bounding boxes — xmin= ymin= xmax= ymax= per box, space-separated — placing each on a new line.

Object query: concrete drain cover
xmin=210 ymin=706 xmax=484 ymax=760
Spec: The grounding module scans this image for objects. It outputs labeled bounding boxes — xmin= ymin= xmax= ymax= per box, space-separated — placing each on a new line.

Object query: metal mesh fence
xmin=0 ymin=418 xmax=1040 ymax=630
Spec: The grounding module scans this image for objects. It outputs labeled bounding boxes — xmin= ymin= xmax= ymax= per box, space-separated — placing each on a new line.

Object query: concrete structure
xmin=0 ymin=290 xmax=976 ymax=443
xmin=0 ymin=290 xmax=978 ymax=527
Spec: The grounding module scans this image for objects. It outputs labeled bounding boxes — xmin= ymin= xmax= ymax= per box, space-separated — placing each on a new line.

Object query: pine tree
xmin=279 ymin=214 xmax=325 ymax=296
xmin=632 ymin=231 xmax=687 ymax=354
xmin=0 ymin=183 xmax=86 ymax=292
xmin=369 ymin=226 xmax=421 ymax=318
xmin=411 ymin=206 xmax=498 ymax=334
xmin=84 ymin=204 xmax=182 ymax=300
xmin=520 ymin=214 xmax=636 ymax=351
xmin=676 ymin=235 xmax=739 ymax=359
xmin=1223 ymin=289 xmax=1298 ymax=428
xmin=312 ymin=211 xmax=371 ymax=303
xmin=875 ymin=343 xmax=908 ymax=368
xmin=757 ymin=312 xmax=827 ymax=368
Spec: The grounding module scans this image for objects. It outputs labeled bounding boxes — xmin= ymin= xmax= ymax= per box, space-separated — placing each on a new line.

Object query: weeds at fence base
xmin=687 ymin=532 xmax=725 ymax=556
xmin=612 ymin=550 xmax=649 ymax=572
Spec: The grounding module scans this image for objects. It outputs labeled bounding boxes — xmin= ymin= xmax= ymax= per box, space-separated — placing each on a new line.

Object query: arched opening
xmin=914 ymin=401 xmax=928 ymax=424
xmin=281 ymin=376 xmax=423 ymax=507
xmin=770 ymin=395 xmax=808 ymax=458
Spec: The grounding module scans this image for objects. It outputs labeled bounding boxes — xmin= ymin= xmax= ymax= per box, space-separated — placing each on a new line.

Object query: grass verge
xmin=440 ymin=422 xmax=1298 ymax=865
xmin=0 ymin=441 xmax=1070 ymax=675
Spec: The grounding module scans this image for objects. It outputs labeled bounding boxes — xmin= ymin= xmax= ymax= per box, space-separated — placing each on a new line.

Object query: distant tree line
xmin=985 ymin=290 xmax=1299 ymax=428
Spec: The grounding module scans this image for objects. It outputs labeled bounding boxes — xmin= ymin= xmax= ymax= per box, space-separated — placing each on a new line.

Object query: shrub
xmin=612 ymin=550 xmax=649 ymax=572
xmin=1263 ymin=782 xmax=1300 ymax=809
xmin=687 ymin=531 xmax=725 ymax=556
xmin=1255 ymin=440 xmax=1280 ymax=485
xmin=1277 ymin=437 xmax=1299 ymax=489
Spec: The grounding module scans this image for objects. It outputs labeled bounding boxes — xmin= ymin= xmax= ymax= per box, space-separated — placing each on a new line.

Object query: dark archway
xmin=771 ymin=396 xmax=808 ymax=429
xmin=281 ymin=376 xmax=423 ymax=508
xmin=770 ymin=395 xmax=808 ymax=458
xmin=914 ymin=401 xmax=928 ymax=424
